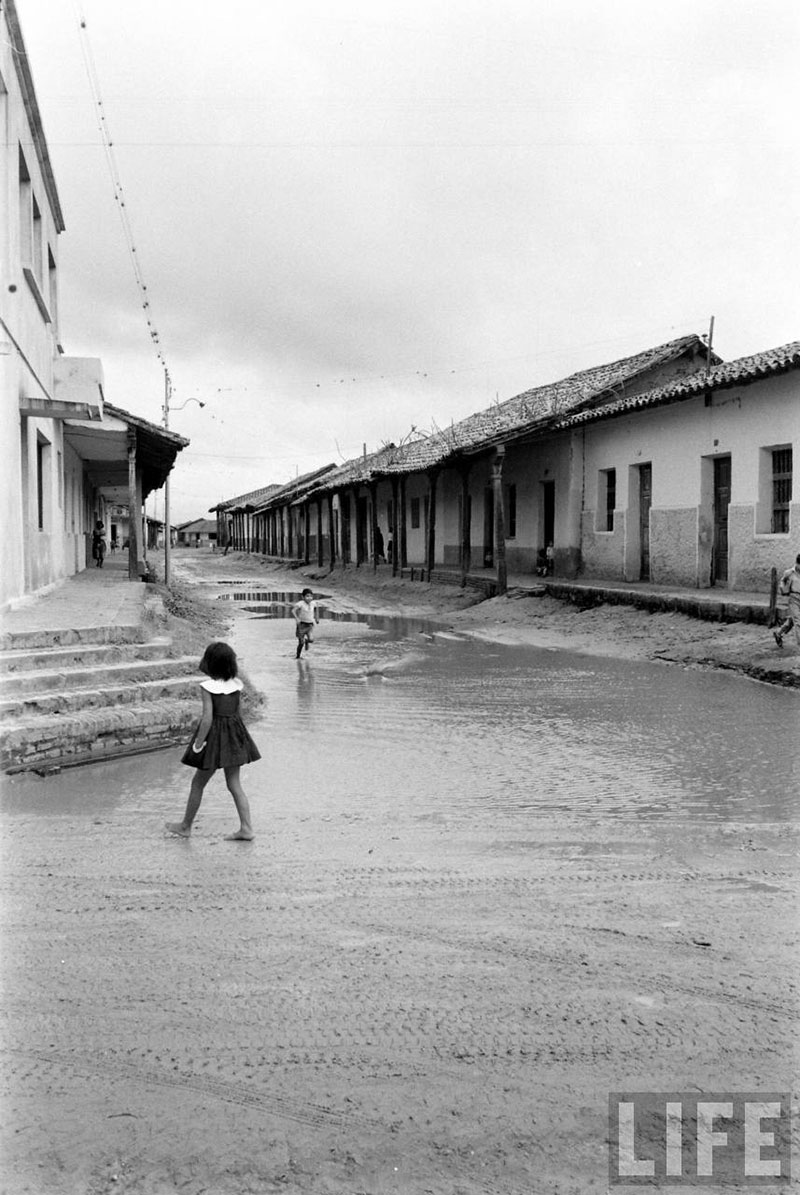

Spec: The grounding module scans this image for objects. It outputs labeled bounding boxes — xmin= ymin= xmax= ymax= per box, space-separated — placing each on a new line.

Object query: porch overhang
xmin=19 ymin=356 xmax=104 ymax=422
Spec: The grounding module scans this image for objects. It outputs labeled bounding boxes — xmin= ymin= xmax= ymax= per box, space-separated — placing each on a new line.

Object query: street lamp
xmin=162 ymin=369 xmax=205 ymax=584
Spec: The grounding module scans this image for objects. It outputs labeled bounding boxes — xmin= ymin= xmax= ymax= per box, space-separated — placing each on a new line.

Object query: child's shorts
xmin=296 ymin=621 xmax=314 ymax=641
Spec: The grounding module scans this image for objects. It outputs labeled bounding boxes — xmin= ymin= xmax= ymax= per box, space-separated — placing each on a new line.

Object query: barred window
xmin=772 ymin=448 xmax=792 ymax=534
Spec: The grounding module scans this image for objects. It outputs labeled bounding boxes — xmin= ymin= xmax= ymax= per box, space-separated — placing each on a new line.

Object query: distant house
xmin=176 ymin=518 xmax=218 ymax=548
xmin=213 ymin=334 xmax=798 ymax=595
xmin=0 ymin=0 xmax=187 ymax=604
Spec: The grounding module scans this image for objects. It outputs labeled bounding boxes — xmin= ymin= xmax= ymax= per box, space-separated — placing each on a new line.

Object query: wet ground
xmin=1 ymin=579 xmax=799 ymax=1194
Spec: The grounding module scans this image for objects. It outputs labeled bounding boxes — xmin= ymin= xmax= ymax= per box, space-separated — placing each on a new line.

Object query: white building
xmin=1 ymin=0 xmax=185 ymax=607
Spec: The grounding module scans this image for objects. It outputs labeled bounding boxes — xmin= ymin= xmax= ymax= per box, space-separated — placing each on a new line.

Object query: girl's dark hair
xmin=199 ymin=641 xmax=238 ymax=681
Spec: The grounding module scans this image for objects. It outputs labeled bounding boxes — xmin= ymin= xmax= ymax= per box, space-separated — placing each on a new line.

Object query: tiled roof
xmin=211 ymin=333 xmax=721 ymax=508
xmin=104 ymin=402 xmax=189 ymax=447
xmin=251 ymin=464 xmax=338 ymax=510
xmin=559 ymin=340 xmax=800 ymax=428
xmin=374 ymin=334 xmax=710 ymax=474
xmin=211 ymin=484 xmax=282 ymax=513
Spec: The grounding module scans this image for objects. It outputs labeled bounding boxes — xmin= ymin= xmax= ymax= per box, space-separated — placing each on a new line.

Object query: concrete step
xmin=0 ymin=637 xmax=176 ymax=675
xmin=0 ymin=621 xmax=146 ymax=653
xmin=0 ymin=655 xmax=199 ymax=697
xmin=1 ymin=698 xmax=198 ymax=774
xmin=0 ymin=674 xmax=200 ymax=720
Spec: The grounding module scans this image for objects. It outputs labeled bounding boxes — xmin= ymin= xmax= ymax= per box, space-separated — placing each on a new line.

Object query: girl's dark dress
xmin=181 ymin=680 xmax=261 ymax=771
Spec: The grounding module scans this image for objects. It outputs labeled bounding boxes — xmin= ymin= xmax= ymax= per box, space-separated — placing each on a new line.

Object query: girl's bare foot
xmin=224 ymin=829 xmax=254 ymax=841
xmin=165 ymin=822 xmax=191 ymax=837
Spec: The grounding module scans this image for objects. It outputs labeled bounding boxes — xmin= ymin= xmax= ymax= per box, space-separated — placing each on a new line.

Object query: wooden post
xmin=327 ymin=492 xmax=336 ymax=569
xmin=459 ymin=463 xmax=472 ymax=587
xmin=369 ymin=482 xmax=379 ymax=572
xmin=303 ymin=502 xmax=311 ymax=564
xmin=399 ymin=476 xmax=408 ymax=569
xmin=492 ymin=447 xmax=507 ymax=595
xmin=426 ymin=469 xmax=438 ymax=581
xmin=391 ymin=477 xmax=399 ymax=577
xmin=126 ymin=429 xmax=139 ymax=581
xmin=353 ymin=487 xmax=363 ymax=567
xmin=769 ymin=567 xmax=778 ymax=627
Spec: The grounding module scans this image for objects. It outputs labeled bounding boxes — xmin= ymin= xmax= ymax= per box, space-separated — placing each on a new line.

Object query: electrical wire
xmin=71 ymin=1 xmax=169 ymax=373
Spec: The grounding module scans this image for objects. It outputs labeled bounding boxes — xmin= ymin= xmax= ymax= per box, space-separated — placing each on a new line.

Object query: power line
xmin=71 ymin=2 xmax=168 ymax=372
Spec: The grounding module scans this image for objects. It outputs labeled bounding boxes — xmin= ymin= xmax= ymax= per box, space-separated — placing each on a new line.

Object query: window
xmin=598 ymin=468 xmax=616 ymax=531
xmin=19 ymin=146 xmax=32 ymax=263
xmin=32 ymin=195 xmax=43 ymax=282
xmin=36 ymin=435 xmax=51 ymax=530
xmin=772 ymin=448 xmax=792 ymax=533
xmin=48 ymin=245 xmax=59 ymax=334
xmin=410 ymin=497 xmax=420 ymax=529
xmin=506 ymin=484 xmax=517 ymax=538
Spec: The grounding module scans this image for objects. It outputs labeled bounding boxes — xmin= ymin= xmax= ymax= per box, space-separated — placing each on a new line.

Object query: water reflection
xmin=5 ymin=604 xmax=798 ymax=831
xmin=234 ymin=612 xmax=800 ymax=827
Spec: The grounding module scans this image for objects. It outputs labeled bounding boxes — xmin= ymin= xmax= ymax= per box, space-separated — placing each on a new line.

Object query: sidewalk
xmin=0 ymin=557 xmax=149 ymax=650
xmin=404 ymin=563 xmax=776 ymax=623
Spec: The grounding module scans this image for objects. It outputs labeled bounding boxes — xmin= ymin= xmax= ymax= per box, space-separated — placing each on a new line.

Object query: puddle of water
xmin=5 ymin=597 xmax=798 ymax=833
xmin=218 ymin=588 xmax=441 ymax=639
xmin=231 ymin=610 xmax=800 ymax=827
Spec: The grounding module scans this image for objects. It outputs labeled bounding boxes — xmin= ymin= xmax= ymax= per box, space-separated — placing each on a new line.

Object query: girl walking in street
xmin=166 ymin=641 xmax=260 ymax=841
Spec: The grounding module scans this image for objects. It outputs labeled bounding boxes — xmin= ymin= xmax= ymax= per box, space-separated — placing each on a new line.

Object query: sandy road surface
xmin=1 ymin=552 xmax=797 ymax=1194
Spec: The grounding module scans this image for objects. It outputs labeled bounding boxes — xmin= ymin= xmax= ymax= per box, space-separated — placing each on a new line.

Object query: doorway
xmin=483 ymin=486 xmax=494 ymax=567
xmin=712 ymin=456 xmax=731 ymax=586
xmin=638 ymin=463 xmax=652 ymax=581
xmin=542 ymin=480 xmax=555 ymax=556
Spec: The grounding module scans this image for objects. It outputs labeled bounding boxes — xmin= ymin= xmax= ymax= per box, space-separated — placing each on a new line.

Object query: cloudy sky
xmin=16 ymin=0 xmax=799 ymax=524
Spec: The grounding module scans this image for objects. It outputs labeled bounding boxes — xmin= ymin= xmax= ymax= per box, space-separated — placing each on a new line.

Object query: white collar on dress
xmin=200 ymin=677 xmax=243 ymax=694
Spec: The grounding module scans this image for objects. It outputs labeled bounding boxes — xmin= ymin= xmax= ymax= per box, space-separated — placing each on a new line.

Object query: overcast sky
xmin=16 ymin=0 xmax=800 ymax=524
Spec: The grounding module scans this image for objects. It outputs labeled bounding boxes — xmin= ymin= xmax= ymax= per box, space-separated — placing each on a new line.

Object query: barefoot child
xmin=292 ymin=588 xmax=319 ymax=658
xmin=166 ymin=641 xmax=260 ymax=841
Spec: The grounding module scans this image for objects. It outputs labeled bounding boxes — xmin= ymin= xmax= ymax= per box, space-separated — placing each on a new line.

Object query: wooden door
xmin=712 ymin=456 xmax=731 ymax=585
xmin=639 ymin=463 xmax=652 ymax=581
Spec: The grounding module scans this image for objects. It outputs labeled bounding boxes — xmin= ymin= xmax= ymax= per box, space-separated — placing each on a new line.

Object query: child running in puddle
xmin=166 ymin=641 xmax=260 ymax=841
xmin=292 ymin=587 xmax=319 ymax=658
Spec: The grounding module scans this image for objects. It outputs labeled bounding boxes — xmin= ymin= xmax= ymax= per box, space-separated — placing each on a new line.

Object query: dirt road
xmin=1 ymin=551 xmax=797 ymax=1194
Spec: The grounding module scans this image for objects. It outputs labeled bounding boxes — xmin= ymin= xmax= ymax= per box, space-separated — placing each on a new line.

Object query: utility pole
xmin=163 ymin=368 xmax=172 ymax=585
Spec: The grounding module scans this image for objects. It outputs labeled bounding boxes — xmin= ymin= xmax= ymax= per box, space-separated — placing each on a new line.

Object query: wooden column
xmin=353 ymin=487 xmax=363 ymax=567
xmin=399 ymin=476 xmax=408 ymax=569
xmin=369 ymin=482 xmax=379 ymax=571
xmin=303 ymin=502 xmax=311 ymax=564
xmin=459 ymin=463 xmax=472 ymax=587
xmin=317 ymin=499 xmax=324 ymax=567
xmin=426 ymin=469 xmax=439 ymax=580
xmin=127 ymin=429 xmax=140 ymax=581
xmin=391 ymin=477 xmax=399 ymax=577
xmin=327 ymin=492 xmax=336 ymax=569
xmin=491 ymin=447 xmax=507 ymax=595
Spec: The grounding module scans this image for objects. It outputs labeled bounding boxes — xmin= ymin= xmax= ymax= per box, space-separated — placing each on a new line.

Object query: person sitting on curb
xmin=773 ymin=553 xmax=800 ymax=648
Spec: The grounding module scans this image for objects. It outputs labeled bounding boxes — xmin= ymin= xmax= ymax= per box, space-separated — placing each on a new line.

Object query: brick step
xmin=1 ymin=698 xmax=198 ymax=774
xmin=0 ymin=674 xmax=200 ymax=720
xmin=0 ymin=637 xmax=175 ymax=675
xmin=0 ymin=655 xmax=198 ymax=697
xmin=0 ymin=622 xmax=146 ymax=653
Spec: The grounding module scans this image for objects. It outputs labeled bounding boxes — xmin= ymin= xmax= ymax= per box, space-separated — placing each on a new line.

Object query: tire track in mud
xmin=348 ymin=917 xmax=797 ymax=1020
xmin=2 ymin=1047 xmax=380 ymax=1131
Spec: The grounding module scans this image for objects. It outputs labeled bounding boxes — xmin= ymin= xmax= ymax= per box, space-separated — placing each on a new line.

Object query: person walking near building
xmin=773 ymin=553 xmax=800 ymax=648
xmin=92 ymin=520 xmax=106 ymax=568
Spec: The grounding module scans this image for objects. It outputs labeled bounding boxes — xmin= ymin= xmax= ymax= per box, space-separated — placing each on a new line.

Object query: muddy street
xmin=1 ymin=570 xmax=799 ymax=1194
